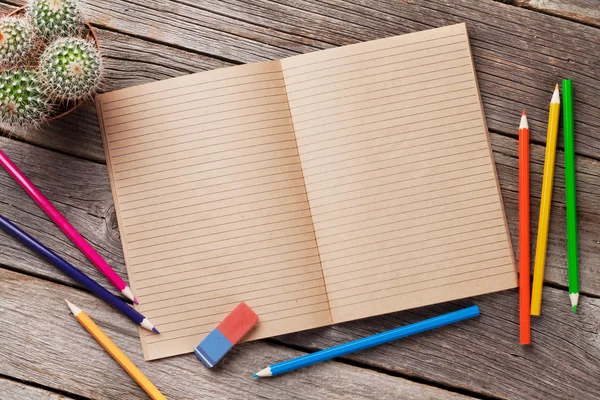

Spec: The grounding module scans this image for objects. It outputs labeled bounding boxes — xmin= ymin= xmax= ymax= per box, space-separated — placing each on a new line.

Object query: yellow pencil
xmin=65 ymin=300 xmax=167 ymax=400
xmin=531 ymin=84 xmax=560 ymax=316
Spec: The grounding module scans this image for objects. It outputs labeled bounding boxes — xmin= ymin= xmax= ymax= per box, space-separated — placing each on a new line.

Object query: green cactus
xmin=0 ymin=69 xmax=50 ymax=127
xmin=0 ymin=17 xmax=36 ymax=67
xmin=28 ymin=0 xmax=83 ymax=40
xmin=40 ymin=37 xmax=102 ymax=102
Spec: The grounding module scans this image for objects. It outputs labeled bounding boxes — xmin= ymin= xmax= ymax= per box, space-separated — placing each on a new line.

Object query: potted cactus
xmin=0 ymin=0 xmax=102 ymax=128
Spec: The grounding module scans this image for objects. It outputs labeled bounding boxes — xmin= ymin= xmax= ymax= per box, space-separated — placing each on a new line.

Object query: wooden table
xmin=1 ymin=1 xmax=599 ymax=399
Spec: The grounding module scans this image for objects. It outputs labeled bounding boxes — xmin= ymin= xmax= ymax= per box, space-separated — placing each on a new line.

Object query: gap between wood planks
xmin=0 ymin=374 xmax=87 ymax=400
xmin=264 ymin=337 xmax=502 ymax=400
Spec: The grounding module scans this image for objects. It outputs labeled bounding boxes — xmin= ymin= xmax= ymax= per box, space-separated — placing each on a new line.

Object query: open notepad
xmin=97 ymin=23 xmax=516 ymax=361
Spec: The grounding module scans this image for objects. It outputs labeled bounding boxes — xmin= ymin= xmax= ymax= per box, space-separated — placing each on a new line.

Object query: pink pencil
xmin=0 ymin=149 xmax=137 ymax=304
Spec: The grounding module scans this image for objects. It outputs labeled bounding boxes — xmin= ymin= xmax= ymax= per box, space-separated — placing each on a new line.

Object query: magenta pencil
xmin=0 ymin=149 xmax=137 ymax=303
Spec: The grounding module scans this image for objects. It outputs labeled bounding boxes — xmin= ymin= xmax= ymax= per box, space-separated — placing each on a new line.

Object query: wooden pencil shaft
xmin=74 ymin=310 xmax=166 ymax=400
xmin=531 ymin=87 xmax=560 ymax=316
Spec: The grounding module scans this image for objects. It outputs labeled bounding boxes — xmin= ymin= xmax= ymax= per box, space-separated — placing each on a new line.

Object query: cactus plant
xmin=0 ymin=69 xmax=50 ymax=126
xmin=0 ymin=17 xmax=36 ymax=67
xmin=28 ymin=0 xmax=83 ymax=40
xmin=39 ymin=37 xmax=101 ymax=102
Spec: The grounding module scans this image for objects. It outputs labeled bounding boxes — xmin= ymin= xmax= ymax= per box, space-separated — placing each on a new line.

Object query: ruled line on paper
xmin=111 ymin=122 xmax=294 ymax=153
xmin=101 ymin=69 xmax=283 ymax=107
xmin=104 ymin=91 xmax=288 ymax=128
xmin=293 ymin=97 xmax=479 ymax=134
xmin=291 ymin=76 xmax=475 ymax=118
xmin=150 ymin=292 xmax=330 ymax=328
xmin=291 ymin=88 xmax=476 ymax=126
xmin=117 ymin=173 xmax=306 ymax=211
xmin=326 ymin=255 xmax=511 ymax=295
xmin=149 ymin=289 xmax=328 ymax=325
xmin=319 ymin=226 xmax=507 ymax=267
xmin=110 ymin=117 xmax=294 ymax=146
xmin=144 ymin=280 xmax=326 ymax=316
xmin=117 ymin=145 xmax=487 ymax=214
xmin=328 ymin=271 xmax=514 ymax=311
xmin=106 ymin=106 xmax=292 ymax=138
xmin=111 ymin=127 xmax=296 ymax=161
xmin=317 ymin=217 xmax=503 ymax=256
xmin=129 ymin=212 xmax=312 ymax=252
xmin=103 ymin=80 xmax=287 ymax=120
xmin=126 ymin=201 xmax=310 ymax=239
xmin=288 ymin=63 xmax=473 ymax=103
xmin=284 ymin=50 xmax=470 ymax=88
xmin=137 ymin=258 xmax=322 ymax=291
xmin=324 ymin=241 xmax=508 ymax=279
xmin=128 ymin=221 xmax=316 ymax=260
xmin=145 ymin=307 xmax=333 ymax=344
xmin=119 ymin=166 xmax=304 ymax=205
xmin=282 ymin=32 xmax=466 ymax=73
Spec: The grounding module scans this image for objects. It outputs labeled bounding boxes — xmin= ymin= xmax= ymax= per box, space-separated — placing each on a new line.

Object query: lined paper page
xmin=97 ymin=61 xmax=331 ymax=360
xmin=281 ymin=24 xmax=517 ymax=323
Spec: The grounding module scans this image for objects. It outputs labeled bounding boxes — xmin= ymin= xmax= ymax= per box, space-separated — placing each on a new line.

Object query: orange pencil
xmin=519 ymin=110 xmax=530 ymax=344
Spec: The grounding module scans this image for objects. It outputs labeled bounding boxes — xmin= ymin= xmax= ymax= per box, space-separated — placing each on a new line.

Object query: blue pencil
xmin=0 ymin=215 xmax=159 ymax=334
xmin=253 ymin=305 xmax=480 ymax=377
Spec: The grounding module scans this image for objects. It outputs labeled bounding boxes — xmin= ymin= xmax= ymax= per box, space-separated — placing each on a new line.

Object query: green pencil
xmin=563 ymin=79 xmax=579 ymax=313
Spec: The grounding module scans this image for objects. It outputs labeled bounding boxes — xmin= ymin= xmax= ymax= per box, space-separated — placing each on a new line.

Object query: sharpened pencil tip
xmin=573 ymin=305 xmax=577 ymax=313
xmin=152 ymin=327 xmax=160 ymax=334
xmin=133 ymin=297 xmax=139 ymax=305
xmin=522 ymin=109 xmax=526 ymax=116
xmin=555 ymin=83 xmax=559 ymax=91
xmin=253 ymin=373 xmax=259 ymax=378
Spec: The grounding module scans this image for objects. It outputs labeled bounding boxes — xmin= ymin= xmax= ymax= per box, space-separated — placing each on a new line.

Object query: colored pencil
xmin=0 ymin=215 xmax=158 ymax=333
xmin=253 ymin=306 xmax=480 ymax=378
xmin=562 ymin=79 xmax=579 ymax=313
xmin=0 ymin=149 xmax=137 ymax=304
xmin=66 ymin=300 xmax=166 ymax=400
xmin=519 ymin=110 xmax=530 ymax=344
xmin=531 ymin=84 xmax=560 ymax=316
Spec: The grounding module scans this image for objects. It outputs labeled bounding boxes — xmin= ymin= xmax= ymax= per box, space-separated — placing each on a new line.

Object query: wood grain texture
xmin=275 ymin=286 xmax=600 ymax=400
xmin=0 ymin=268 xmax=471 ymax=400
xmin=2 ymin=0 xmax=600 ymax=161
xmin=1 ymin=17 xmax=233 ymax=162
xmin=0 ymin=378 xmax=66 ymax=400
xmin=510 ymin=0 xmax=600 ymax=27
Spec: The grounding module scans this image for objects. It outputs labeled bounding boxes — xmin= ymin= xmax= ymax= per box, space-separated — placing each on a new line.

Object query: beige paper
xmin=97 ymin=23 xmax=516 ymax=360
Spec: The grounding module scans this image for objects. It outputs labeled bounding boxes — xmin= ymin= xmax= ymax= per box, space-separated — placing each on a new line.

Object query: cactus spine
xmin=0 ymin=17 xmax=36 ymax=67
xmin=40 ymin=37 xmax=102 ymax=102
xmin=28 ymin=0 xmax=83 ymax=40
xmin=0 ymin=69 xmax=50 ymax=126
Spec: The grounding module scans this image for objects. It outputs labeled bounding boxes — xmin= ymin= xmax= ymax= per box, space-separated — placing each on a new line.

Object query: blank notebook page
xmin=281 ymin=24 xmax=517 ymax=323
xmin=97 ymin=61 xmax=332 ymax=361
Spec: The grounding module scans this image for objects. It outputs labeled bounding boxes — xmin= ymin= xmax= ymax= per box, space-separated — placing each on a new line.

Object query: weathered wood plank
xmin=0 ymin=268 xmax=472 ymax=400
xmin=509 ymin=0 xmax=600 ymax=28
xmin=1 ymin=17 xmax=233 ymax=163
xmin=2 ymin=0 xmax=600 ymax=161
xmin=275 ymin=285 xmax=600 ymax=400
xmin=2 ymin=128 xmax=599 ymax=295
xmin=0 ymin=378 xmax=66 ymax=400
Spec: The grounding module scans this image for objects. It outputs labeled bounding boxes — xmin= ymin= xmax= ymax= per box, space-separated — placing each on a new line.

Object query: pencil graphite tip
xmin=252 ymin=373 xmax=259 ymax=378
xmin=152 ymin=327 xmax=160 ymax=334
xmin=133 ymin=297 xmax=139 ymax=305
xmin=573 ymin=305 xmax=577 ymax=314
xmin=522 ymin=109 xmax=526 ymax=116
xmin=555 ymin=83 xmax=559 ymax=91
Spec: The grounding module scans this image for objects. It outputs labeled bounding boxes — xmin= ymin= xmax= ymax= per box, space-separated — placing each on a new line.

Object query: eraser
xmin=194 ymin=302 xmax=258 ymax=368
